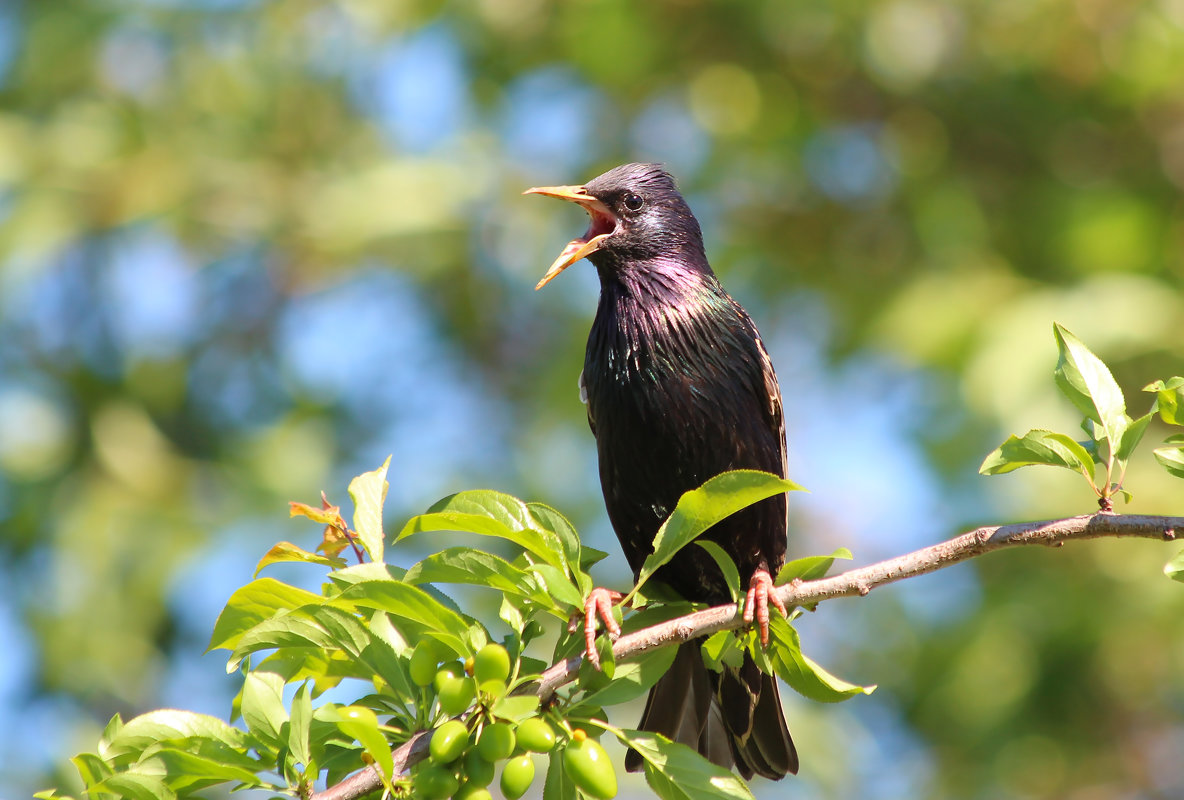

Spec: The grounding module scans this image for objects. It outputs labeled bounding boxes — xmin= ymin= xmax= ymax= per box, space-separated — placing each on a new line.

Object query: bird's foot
xmin=743 ymin=568 xmax=787 ymax=646
xmin=571 ymin=587 xmax=623 ymax=670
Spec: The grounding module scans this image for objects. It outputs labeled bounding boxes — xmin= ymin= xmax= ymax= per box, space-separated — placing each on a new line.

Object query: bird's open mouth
xmin=523 ymin=184 xmax=619 ymax=289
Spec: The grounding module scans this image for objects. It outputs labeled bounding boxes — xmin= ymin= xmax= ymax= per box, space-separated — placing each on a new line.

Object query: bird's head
xmin=525 ymin=163 xmax=707 ymax=290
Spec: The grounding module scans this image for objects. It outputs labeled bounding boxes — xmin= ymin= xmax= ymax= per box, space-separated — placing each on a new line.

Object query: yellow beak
xmin=523 ymin=185 xmax=618 ymax=289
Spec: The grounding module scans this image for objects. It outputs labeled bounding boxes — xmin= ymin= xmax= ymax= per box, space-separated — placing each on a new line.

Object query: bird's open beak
xmin=523 ymin=184 xmax=618 ymax=290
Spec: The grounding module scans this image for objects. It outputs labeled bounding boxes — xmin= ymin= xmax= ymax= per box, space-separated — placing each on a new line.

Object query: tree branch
xmin=310 ymin=512 xmax=1180 ymax=800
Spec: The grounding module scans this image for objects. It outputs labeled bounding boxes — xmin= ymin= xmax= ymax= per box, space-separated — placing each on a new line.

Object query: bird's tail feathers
xmin=625 ymin=641 xmax=797 ymax=780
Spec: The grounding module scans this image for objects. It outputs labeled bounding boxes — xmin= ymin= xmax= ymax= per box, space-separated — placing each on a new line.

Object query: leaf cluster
xmin=38 ymin=467 xmax=870 ymax=800
xmin=981 ymin=324 xmax=1184 ymax=508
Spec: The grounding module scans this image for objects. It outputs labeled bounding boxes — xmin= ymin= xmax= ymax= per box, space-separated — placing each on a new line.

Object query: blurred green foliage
xmin=2 ymin=0 xmax=1184 ymax=798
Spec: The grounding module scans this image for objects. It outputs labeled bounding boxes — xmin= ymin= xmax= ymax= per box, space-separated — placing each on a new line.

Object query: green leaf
xmin=337 ymin=580 xmax=474 ymax=654
xmin=577 ymin=644 xmax=679 ymax=708
xmin=979 ymin=429 xmax=1096 ymax=480
xmin=348 ymin=456 xmax=391 ymax=563
xmin=616 ymin=730 xmax=754 ymax=800
xmin=528 ymin=502 xmax=583 ymax=578
xmin=398 ymin=490 xmax=565 ymax=570
xmin=326 ymin=562 xmax=406 ymax=589
xmin=254 ymin=541 xmax=347 ymax=576
xmin=544 ymin=747 xmax=577 ymax=800
xmin=227 ymin=609 xmax=347 ymax=672
xmin=97 ymin=714 xmax=252 ymax=762
xmin=1116 ymin=411 xmax=1153 ymax=462
xmin=1144 ymin=376 xmax=1184 ymax=425
xmin=404 ymin=547 xmax=556 ymax=610
xmin=775 ymin=548 xmax=853 ymax=586
xmin=492 ymin=694 xmax=540 ymax=721
xmin=89 ymin=773 xmax=176 ymax=800
xmin=579 ymin=546 xmax=610 ymax=571
xmin=701 ymin=631 xmax=745 ymax=671
xmin=626 ymin=470 xmax=801 ymax=602
xmin=1153 ymin=442 xmax=1184 ymax=479
xmin=1165 ymin=549 xmax=1184 ymax=582
xmin=331 ymin=706 xmax=393 ymax=789
xmin=289 ymin=682 xmax=313 ymax=768
xmin=765 ymin=615 xmax=875 ymax=702
xmin=1053 ymin=323 xmax=1127 ymax=444
xmin=240 ymin=671 xmax=288 ymax=748
xmin=70 ymin=752 xmax=112 ymax=788
xmin=525 ymin=563 xmax=585 ymax=610
xmin=208 ymin=578 xmax=324 ymax=653
xmin=139 ymin=749 xmax=267 ymax=791
xmin=695 ymin=541 xmax=742 ymax=603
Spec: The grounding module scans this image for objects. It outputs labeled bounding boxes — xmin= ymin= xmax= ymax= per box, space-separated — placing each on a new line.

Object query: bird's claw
xmin=581 ymin=587 xmax=623 ymax=670
xmin=743 ymin=568 xmax=787 ymax=646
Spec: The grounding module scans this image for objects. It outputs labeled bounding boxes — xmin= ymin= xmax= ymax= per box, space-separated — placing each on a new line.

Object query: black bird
xmin=527 ymin=163 xmax=798 ymax=780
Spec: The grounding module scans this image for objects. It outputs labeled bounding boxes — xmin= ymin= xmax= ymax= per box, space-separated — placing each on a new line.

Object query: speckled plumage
xmin=539 ymin=163 xmax=797 ymax=780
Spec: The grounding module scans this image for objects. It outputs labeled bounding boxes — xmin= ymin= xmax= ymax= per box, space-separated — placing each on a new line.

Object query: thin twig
xmin=310 ymin=512 xmax=1181 ymax=800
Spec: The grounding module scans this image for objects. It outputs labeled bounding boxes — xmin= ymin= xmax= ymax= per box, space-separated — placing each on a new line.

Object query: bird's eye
xmin=622 ymin=192 xmax=644 ymax=211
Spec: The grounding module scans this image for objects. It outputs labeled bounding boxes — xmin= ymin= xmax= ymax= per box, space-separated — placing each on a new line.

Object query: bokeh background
xmin=3 ymin=0 xmax=1184 ymax=798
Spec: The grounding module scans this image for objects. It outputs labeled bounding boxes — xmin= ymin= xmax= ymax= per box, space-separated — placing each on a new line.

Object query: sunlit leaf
xmin=89 ymin=772 xmax=176 ymax=800
xmin=100 ymin=710 xmax=251 ymax=762
xmin=1053 ymin=323 xmax=1127 ymax=444
xmin=331 ymin=706 xmax=393 ymax=789
xmin=348 ymin=456 xmax=391 ymax=563
xmin=1153 ymin=442 xmax=1184 ymax=479
xmin=701 ymin=631 xmax=745 ymax=671
xmin=404 ymin=547 xmax=556 ymax=610
xmin=208 ymin=579 xmax=325 ymax=653
xmin=775 ymin=548 xmax=854 ymax=586
xmin=1165 ymin=549 xmax=1184 ymax=582
xmin=524 ymin=562 xmax=585 ymax=610
xmin=139 ymin=749 xmax=268 ymax=791
xmin=979 ymin=429 xmax=1096 ymax=481
xmin=398 ymin=490 xmax=566 ymax=570
xmin=1144 ymin=376 xmax=1184 ymax=426
xmin=616 ymin=730 xmax=754 ymax=800
xmin=254 ymin=541 xmax=347 ymax=576
xmin=1115 ymin=411 xmax=1153 ymax=462
xmin=240 ymin=671 xmax=288 ymax=748
xmin=695 ymin=540 xmax=742 ymax=603
xmin=627 ymin=471 xmax=801 ymax=602
xmin=337 ymin=580 xmax=474 ymax=654
xmin=69 ymin=752 xmax=112 ymax=789
xmin=577 ymin=644 xmax=679 ymax=708
xmin=289 ymin=682 xmax=313 ymax=768
xmin=492 ymin=694 xmax=540 ymax=720
xmin=528 ymin=502 xmax=583 ymax=580
xmin=766 ymin=615 xmax=875 ymax=703
xmin=544 ymin=747 xmax=577 ymax=800
xmin=288 ymin=501 xmax=341 ymax=526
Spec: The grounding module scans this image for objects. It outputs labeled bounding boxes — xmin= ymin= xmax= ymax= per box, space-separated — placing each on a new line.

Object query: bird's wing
xmin=752 ymin=331 xmax=787 ymax=481
xmin=578 ymin=368 xmax=596 ymax=435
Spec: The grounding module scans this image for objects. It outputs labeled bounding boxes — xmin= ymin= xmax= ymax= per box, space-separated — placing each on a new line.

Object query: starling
xmin=527 ymin=163 xmax=798 ymax=780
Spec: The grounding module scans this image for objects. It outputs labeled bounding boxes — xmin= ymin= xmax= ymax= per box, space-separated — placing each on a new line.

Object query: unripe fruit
xmin=563 ymin=732 xmax=617 ymax=799
xmin=437 ymin=675 xmax=477 ymax=716
xmin=476 ymin=722 xmax=516 ymax=762
xmin=500 ymin=754 xmax=535 ymax=800
xmin=462 ymin=748 xmax=495 ymax=787
xmin=433 ymin=662 xmax=464 ymax=693
xmin=453 ymin=783 xmax=493 ymax=800
xmin=516 ymin=717 xmax=556 ymax=753
xmin=429 ymin=720 xmax=469 ymax=765
xmin=473 ymin=643 xmax=512 ymax=683
xmin=409 ymin=641 xmax=440 ymax=687
xmin=414 ymin=764 xmax=459 ymax=800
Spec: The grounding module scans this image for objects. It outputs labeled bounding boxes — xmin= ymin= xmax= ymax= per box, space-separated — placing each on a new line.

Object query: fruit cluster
xmin=408 ymin=641 xmax=618 ymax=799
